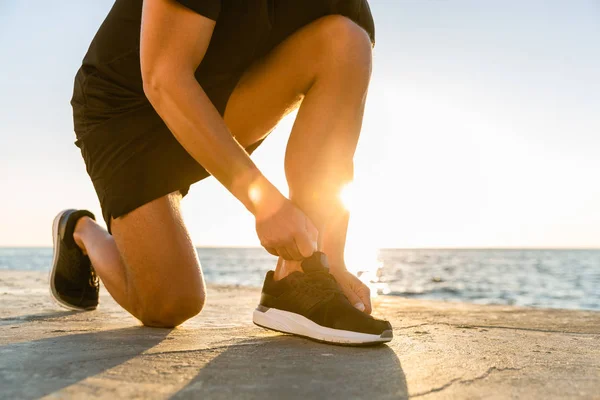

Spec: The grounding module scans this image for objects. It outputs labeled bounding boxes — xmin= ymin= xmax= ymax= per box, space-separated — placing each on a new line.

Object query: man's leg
xmin=72 ymin=15 xmax=372 ymax=326
xmin=224 ymin=15 xmax=372 ymax=278
xmin=230 ymin=13 xmax=391 ymax=343
xmin=72 ymin=192 xmax=205 ymax=327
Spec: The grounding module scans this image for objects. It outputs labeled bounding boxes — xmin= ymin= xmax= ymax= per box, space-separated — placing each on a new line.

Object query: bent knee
xmin=137 ymin=290 xmax=206 ymax=328
xmin=316 ymin=15 xmax=373 ymax=64
xmin=306 ymin=15 xmax=373 ymax=89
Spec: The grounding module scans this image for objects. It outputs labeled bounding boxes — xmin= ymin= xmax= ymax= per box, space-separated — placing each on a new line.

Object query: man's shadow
xmin=2 ymin=317 xmax=406 ymax=399
xmin=0 ymin=311 xmax=78 ymax=327
xmin=172 ymin=335 xmax=408 ymax=400
xmin=0 ymin=326 xmax=169 ymax=400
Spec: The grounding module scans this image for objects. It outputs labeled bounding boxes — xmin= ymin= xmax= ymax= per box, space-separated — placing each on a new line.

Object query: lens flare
xmin=340 ymin=180 xmax=390 ymax=296
xmin=249 ymin=185 xmax=261 ymax=205
xmin=340 ymin=182 xmax=355 ymax=211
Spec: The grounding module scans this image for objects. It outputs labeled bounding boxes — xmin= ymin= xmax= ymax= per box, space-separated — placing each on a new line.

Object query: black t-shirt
xmin=80 ymin=0 xmax=273 ymax=95
xmin=79 ymin=0 xmax=374 ymax=104
xmin=74 ymin=0 xmax=375 ymax=142
xmin=175 ymin=0 xmax=221 ymax=20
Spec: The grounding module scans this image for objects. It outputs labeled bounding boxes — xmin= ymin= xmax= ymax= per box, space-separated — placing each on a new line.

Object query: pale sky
xmin=0 ymin=1 xmax=599 ymax=248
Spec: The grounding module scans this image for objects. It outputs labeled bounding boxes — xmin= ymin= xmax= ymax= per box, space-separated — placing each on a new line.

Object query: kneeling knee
xmin=137 ymin=292 xmax=205 ymax=328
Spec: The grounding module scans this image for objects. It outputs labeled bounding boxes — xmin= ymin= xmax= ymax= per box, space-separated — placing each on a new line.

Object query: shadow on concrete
xmin=172 ymin=335 xmax=408 ymax=400
xmin=0 ymin=311 xmax=78 ymax=327
xmin=0 ymin=326 xmax=169 ymax=399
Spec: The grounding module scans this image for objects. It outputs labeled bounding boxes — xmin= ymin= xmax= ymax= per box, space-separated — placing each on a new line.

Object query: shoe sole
xmin=253 ymin=307 xmax=393 ymax=346
xmin=49 ymin=210 xmax=95 ymax=312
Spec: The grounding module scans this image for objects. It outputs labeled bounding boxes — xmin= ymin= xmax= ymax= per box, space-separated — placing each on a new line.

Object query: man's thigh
xmin=223 ymin=17 xmax=329 ymax=146
xmin=222 ymin=0 xmax=375 ymax=146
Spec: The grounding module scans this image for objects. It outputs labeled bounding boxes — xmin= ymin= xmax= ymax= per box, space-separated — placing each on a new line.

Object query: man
xmin=51 ymin=0 xmax=392 ymax=345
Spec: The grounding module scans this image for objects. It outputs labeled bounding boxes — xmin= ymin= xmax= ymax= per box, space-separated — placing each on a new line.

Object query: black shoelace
xmin=89 ymin=266 xmax=99 ymax=288
xmin=292 ymin=270 xmax=343 ymax=300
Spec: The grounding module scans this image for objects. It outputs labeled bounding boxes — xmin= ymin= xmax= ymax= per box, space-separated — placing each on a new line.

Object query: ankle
xmin=273 ymin=258 xmax=303 ymax=281
xmin=72 ymin=216 xmax=93 ymax=255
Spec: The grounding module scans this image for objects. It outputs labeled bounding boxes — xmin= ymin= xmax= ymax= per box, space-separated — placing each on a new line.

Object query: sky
xmin=0 ymin=0 xmax=599 ymax=248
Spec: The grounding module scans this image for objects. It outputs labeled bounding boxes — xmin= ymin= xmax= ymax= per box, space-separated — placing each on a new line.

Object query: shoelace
xmin=73 ymin=266 xmax=98 ymax=307
xmin=292 ymin=270 xmax=343 ymax=299
xmin=89 ymin=266 xmax=99 ymax=288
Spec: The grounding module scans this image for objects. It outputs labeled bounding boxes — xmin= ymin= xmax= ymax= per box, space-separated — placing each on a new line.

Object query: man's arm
xmin=139 ymin=0 xmax=316 ymax=260
xmin=140 ymin=0 xmax=280 ymax=215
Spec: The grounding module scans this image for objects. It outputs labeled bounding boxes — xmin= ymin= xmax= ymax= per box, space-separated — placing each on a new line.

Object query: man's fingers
xmin=339 ymin=278 xmax=373 ymax=314
xmin=305 ymin=217 xmax=319 ymax=250
xmin=356 ymin=284 xmax=372 ymax=314
xmin=285 ymin=241 xmax=303 ymax=261
xmin=360 ymin=293 xmax=372 ymax=314
xmin=265 ymin=246 xmax=279 ymax=257
xmin=343 ymin=287 xmax=366 ymax=313
xmin=295 ymin=216 xmax=318 ymax=258
xmin=295 ymin=233 xmax=316 ymax=258
xmin=277 ymin=247 xmax=294 ymax=261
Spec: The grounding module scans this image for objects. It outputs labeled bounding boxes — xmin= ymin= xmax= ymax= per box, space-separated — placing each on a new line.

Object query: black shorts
xmin=71 ymin=0 xmax=375 ymax=234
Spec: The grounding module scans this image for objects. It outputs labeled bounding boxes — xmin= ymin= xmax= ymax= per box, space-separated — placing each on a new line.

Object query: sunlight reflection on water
xmin=2 ymin=248 xmax=599 ymax=310
xmin=344 ymin=244 xmax=390 ymax=298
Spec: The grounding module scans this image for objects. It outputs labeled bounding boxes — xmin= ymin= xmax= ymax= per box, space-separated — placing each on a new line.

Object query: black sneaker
xmin=49 ymin=209 xmax=99 ymax=311
xmin=253 ymin=252 xmax=393 ymax=345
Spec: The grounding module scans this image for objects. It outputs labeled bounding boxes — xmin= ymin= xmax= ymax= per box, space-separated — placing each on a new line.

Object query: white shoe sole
xmin=49 ymin=210 xmax=93 ymax=312
xmin=253 ymin=306 xmax=392 ymax=345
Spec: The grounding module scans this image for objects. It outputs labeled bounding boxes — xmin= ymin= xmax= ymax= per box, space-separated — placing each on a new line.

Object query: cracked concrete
xmin=411 ymin=367 xmax=524 ymax=398
xmin=1 ymin=270 xmax=599 ymax=399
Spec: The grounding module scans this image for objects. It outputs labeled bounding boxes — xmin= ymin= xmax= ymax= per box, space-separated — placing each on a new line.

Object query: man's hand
xmin=331 ymin=269 xmax=372 ymax=314
xmin=255 ymin=194 xmax=319 ymax=261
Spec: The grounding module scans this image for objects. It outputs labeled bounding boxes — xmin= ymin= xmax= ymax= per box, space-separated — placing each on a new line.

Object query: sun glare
xmin=339 ymin=181 xmax=389 ymax=296
xmin=340 ymin=182 xmax=355 ymax=211
xmin=248 ymin=184 xmax=261 ymax=205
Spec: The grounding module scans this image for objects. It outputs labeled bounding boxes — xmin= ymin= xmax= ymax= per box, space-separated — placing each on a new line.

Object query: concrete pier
xmin=1 ymin=270 xmax=598 ymax=399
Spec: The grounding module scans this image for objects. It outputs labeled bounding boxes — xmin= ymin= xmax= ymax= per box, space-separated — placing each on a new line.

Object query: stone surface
xmin=1 ymin=270 xmax=599 ymax=399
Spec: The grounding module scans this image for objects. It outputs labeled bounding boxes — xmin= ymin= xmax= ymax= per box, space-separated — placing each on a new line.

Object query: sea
xmin=1 ymin=248 xmax=598 ymax=311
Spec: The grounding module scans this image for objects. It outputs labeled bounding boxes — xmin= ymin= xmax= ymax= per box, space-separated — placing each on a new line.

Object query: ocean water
xmin=1 ymin=247 xmax=598 ymax=311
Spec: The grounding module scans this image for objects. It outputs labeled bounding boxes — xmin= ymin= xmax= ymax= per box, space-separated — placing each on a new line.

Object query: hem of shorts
xmin=103 ymin=175 xmax=208 ymax=235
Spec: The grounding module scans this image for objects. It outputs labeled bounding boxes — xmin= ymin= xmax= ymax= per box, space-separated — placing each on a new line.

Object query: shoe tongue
xmin=301 ymin=252 xmax=330 ymax=273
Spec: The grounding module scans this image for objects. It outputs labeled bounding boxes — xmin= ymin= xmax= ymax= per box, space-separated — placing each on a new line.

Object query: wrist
xmin=247 ymin=176 xmax=286 ymax=219
xmin=228 ymin=169 xmax=282 ymax=217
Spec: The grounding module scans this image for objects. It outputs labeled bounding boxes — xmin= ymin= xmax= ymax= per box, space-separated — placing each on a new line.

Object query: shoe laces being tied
xmin=289 ymin=270 xmax=343 ymax=301
xmin=292 ymin=252 xmax=343 ymax=299
xmin=305 ymin=270 xmax=343 ymax=294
